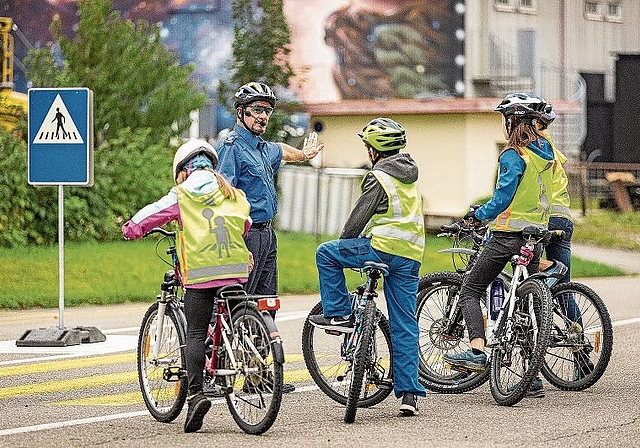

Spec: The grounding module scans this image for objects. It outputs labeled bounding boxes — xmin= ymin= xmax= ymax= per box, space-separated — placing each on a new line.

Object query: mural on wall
xmin=287 ymin=0 xmax=466 ymax=103
xmin=5 ymin=0 xmax=465 ymax=105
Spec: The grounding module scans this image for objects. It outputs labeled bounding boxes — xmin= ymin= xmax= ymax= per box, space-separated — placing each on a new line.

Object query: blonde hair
xmin=501 ymin=118 xmax=546 ymax=156
xmin=176 ymin=168 xmax=242 ymax=200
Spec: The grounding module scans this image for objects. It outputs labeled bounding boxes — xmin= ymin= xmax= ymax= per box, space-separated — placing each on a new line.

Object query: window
xmin=494 ymin=0 xmax=537 ymax=13
xmin=585 ymin=1 xmax=602 ymax=20
xmin=606 ymin=2 xmax=622 ymax=22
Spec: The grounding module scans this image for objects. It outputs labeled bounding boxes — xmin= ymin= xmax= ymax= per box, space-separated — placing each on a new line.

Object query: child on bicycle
xmin=123 ymin=138 xmax=252 ymax=433
xmin=308 ymin=118 xmax=426 ymax=416
xmin=443 ymin=93 xmax=555 ymax=398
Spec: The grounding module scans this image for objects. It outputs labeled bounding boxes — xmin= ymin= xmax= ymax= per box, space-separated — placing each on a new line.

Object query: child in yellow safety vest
xmin=123 ymin=138 xmax=252 ymax=433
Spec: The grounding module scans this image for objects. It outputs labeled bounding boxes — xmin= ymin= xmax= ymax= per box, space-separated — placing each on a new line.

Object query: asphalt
xmin=571 ymin=243 xmax=640 ymax=275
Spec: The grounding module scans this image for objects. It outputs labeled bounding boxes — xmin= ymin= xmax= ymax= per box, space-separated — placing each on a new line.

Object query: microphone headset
xmin=243 ymin=108 xmax=252 ymax=117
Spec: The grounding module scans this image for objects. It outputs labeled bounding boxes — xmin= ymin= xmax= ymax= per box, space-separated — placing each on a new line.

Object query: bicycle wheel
xmin=301 ymin=301 xmax=393 ymax=407
xmin=345 ymin=300 xmax=377 ymax=423
xmin=417 ymin=271 xmax=490 ymax=393
xmin=489 ymin=278 xmax=553 ymax=406
xmin=225 ymin=305 xmax=283 ymax=435
xmin=137 ymin=302 xmax=188 ymax=422
xmin=541 ymin=282 xmax=613 ymax=391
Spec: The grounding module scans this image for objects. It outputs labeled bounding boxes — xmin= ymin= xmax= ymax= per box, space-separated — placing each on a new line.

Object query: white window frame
xmin=585 ymin=1 xmax=604 ymax=21
xmin=605 ymin=2 xmax=622 ymax=23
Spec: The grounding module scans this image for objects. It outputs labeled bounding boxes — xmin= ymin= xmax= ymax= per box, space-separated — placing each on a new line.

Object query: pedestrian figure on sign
xmin=53 ymin=108 xmax=68 ymax=139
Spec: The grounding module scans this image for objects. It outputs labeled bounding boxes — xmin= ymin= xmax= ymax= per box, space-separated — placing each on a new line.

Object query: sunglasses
xmin=247 ymin=105 xmax=274 ymax=116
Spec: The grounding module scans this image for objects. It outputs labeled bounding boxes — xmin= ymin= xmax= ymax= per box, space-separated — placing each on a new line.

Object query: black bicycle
xmin=418 ymin=221 xmax=613 ymax=395
xmin=136 ymin=227 xmax=284 ymax=434
xmin=302 ymin=262 xmax=394 ymax=423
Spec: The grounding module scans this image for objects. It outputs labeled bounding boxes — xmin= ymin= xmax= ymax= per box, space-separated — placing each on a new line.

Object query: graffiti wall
xmin=286 ymin=0 xmax=466 ymax=102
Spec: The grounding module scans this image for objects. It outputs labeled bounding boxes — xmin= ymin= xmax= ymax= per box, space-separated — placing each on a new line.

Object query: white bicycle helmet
xmin=172 ymin=138 xmax=218 ymax=182
xmin=495 ymin=93 xmax=556 ymax=128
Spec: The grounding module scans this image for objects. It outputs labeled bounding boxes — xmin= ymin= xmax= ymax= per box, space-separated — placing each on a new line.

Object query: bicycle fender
xmin=259 ymin=310 xmax=285 ymax=364
xmin=520 ymin=274 xmax=548 ymax=285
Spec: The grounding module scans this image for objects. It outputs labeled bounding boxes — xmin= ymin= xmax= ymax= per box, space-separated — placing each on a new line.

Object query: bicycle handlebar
xmin=144 ymin=227 xmax=176 ymax=238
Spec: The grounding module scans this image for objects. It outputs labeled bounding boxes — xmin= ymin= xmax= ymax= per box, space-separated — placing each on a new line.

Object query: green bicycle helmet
xmin=358 ymin=118 xmax=407 ymax=152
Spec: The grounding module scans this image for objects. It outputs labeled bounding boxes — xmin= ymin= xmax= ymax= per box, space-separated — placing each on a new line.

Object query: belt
xmin=252 ymin=220 xmax=272 ymax=230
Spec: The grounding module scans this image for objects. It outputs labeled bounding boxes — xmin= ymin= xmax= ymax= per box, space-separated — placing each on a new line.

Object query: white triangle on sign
xmin=33 ymin=94 xmax=84 ymax=144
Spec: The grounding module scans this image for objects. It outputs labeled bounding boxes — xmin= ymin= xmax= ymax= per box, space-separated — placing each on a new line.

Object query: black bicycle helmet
xmin=233 ymin=82 xmax=277 ymax=108
xmin=358 ymin=117 xmax=407 ymax=152
xmin=495 ymin=93 xmax=556 ymax=128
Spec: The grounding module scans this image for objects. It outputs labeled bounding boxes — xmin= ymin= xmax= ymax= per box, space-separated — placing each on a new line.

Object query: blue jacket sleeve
xmin=475 ymin=149 xmax=526 ymax=221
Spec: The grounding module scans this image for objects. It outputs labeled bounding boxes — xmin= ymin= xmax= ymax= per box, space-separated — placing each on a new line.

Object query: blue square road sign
xmin=28 ymin=88 xmax=94 ymax=186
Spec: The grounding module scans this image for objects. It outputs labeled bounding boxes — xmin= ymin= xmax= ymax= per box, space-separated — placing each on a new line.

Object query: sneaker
xmin=526 ymin=377 xmax=545 ymax=398
xmin=507 ymin=376 xmax=545 ymax=398
xmin=399 ymin=393 xmax=419 ymax=416
xmin=308 ymin=314 xmax=355 ymax=333
xmin=443 ymin=350 xmax=487 ymax=372
xmin=184 ymin=393 xmax=211 ymax=433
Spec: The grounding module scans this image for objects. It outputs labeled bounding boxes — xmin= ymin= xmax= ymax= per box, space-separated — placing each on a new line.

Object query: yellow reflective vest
xmin=491 ymin=146 xmax=554 ymax=232
xmin=547 ymin=135 xmax=573 ymax=220
xmin=176 ymin=185 xmax=250 ymax=285
xmin=361 ymin=170 xmax=425 ymax=263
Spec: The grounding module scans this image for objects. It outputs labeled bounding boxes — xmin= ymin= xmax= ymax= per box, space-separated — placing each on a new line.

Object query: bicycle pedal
xmin=376 ymin=379 xmax=393 ymax=391
xmin=324 ymin=329 xmax=343 ymax=336
xmin=162 ymin=366 xmax=183 ymax=382
xmin=445 ymin=363 xmax=472 ymax=374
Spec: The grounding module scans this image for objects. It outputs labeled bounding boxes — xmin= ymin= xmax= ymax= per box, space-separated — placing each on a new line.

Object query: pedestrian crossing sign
xmin=28 ymin=88 xmax=94 ymax=186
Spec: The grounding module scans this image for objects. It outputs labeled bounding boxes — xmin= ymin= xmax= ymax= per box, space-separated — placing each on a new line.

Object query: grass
xmin=0 ymin=231 xmax=623 ymax=310
xmin=573 ymin=211 xmax=640 ymax=250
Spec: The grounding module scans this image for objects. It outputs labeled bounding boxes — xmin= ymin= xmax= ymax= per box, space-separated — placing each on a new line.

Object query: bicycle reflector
xmin=257 ymin=297 xmax=280 ymax=311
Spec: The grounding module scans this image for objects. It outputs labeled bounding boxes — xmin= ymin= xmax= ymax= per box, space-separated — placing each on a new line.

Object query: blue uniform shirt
xmin=216 ymin=124 xmax=282 ymax=223
xmin=475 ymin=138 xmax=554 ymax=222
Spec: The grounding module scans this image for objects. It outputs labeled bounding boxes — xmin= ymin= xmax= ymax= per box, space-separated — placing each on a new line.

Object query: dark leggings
xmin=184 ymin=287 xmax=217 ymax=395
xmin=459 ymin=231 xmax=542 ymax=342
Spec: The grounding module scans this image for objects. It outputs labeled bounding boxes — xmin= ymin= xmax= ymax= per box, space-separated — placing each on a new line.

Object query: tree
xmin=25 ymin=0 xmax=206 ymax=145
xmin=218 ymin=0 xmax=298 ymax=142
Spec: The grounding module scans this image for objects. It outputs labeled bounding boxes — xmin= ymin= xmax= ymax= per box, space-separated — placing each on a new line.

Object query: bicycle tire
xmin=225 ymin=305 xmax=283 ymax=435
xmin=137 ymin=301 xmax=188 ymax=423
xmin=416 ymin=271 xmax=490 ymax=393
xmin=301 ymin=301 xmax=393 ymax=408
xmin=489 ymin=278 xmax=553 ymax=406
xmin=345 ymin=300 xmax=376 ymax=423
xmin=541 ymin=282 xmax=613 ymax=391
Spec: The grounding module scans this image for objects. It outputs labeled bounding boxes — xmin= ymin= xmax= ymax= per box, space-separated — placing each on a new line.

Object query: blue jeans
xmin=546 ymin=216 xmax=582 ymax=325
xmin=315 ymin=238 xmax=426 ymax=398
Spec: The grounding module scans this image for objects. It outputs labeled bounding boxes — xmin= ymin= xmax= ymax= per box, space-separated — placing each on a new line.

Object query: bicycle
xmin=302 ymin=261 xmax=394 ymax=423
xmin=418 ymin=221 xmax=554 ymax=406
xmin=418 ymin=221 xmax=613 ymax=395
xmin=136 ymin=227 xmax=284 ymax=435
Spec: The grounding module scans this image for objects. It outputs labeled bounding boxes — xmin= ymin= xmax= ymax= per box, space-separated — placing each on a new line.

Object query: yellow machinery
xmin=0 ymin=17 xmax=28 ymax=130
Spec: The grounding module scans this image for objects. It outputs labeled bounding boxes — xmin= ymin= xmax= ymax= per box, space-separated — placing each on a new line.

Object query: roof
xmin=303 ymin=98 xmax=582 ymax=116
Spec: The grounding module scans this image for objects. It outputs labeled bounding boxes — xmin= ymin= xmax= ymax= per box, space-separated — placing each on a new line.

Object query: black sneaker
xmin=443 ymin=350 xmax=487 ymax=372
xmin=308 ymin=314 xmax=355 ymax=333
xmin=399 ymin=393 xmax=418 ymax=416
xmin=184 ymin=393 xmax=211 ymax=433
xmin=526 ymin=377 xmax=545 ymax=398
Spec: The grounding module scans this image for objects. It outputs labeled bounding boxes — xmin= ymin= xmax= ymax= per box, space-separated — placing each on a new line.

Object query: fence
xmin=566 ymin=161 xmax=640 ymax=212
xmin=276 ymin=165 xmax=366 ymax=236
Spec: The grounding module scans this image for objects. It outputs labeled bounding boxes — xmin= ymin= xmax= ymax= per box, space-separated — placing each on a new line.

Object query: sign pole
xmin=58 ymin=184 xmax=65 ymax=329
xmin=17 ymin=87 xmax=105 ymax=347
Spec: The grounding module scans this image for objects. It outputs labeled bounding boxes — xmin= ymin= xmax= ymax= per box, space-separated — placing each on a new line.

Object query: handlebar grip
xmin=144 ymin=227 xmax=176 ymax=238
xmin=440 ymin=223 xmax=461 ymax=233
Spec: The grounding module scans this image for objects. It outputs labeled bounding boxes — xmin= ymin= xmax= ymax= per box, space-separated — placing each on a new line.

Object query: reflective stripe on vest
xmin=361 ymin=170 xmax=425 ymax=262
xmin=176 ymin=185 xmax=250 ymax=285
xmin=491 ymin=146 xmax=553 ymax=232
